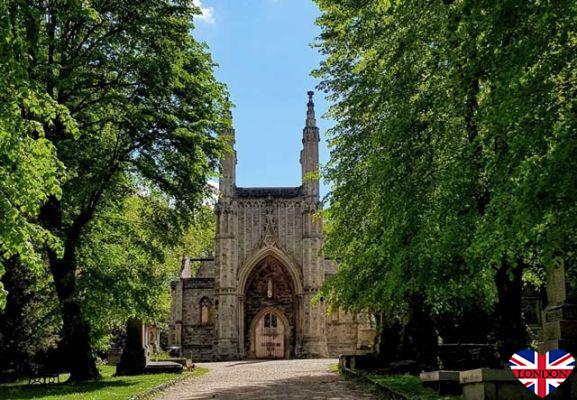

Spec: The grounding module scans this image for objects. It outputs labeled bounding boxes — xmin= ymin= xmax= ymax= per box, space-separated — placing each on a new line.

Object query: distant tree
xmin=2 ymin=0 xmax=228 ymax=381
xmin=77 ymin=193 xmax=215 ymax=350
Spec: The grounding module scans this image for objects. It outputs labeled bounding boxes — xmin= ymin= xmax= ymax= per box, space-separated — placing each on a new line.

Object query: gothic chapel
xmin=169 ymin=92 xmax=375 ymax=360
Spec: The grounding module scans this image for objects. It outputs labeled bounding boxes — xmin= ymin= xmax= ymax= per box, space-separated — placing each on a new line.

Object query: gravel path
xmin=154 ymin=359 xmax=379 ymax=400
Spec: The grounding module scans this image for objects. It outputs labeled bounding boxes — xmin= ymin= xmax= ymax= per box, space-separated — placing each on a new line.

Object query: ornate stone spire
xmin=306 ymin=90 xmax=316 ymax=128
xmin=224 ymin=97 xmax=235 ymax=137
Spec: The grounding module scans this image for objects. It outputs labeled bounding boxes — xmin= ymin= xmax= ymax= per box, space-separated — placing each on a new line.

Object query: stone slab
xmin=459 ymin=368 xmax=517 ymax=384
xmin=420 ymin=370 xmax=460 ymax=382
xmin=438 ymin=343 xmax=499 ymax=370
xmin=145 ymin=361 xmax=183 ymax=374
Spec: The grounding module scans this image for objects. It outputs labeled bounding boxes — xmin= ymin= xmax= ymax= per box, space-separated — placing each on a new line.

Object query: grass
xmin=366 ymin=373 xmax=462 ymax=400
xmin=0 ymin=364 xmax=208 ymax=400
xmin=149 ymin=351 xmax=171 ymax=362
xmin=328 ymin=363 xmax=340 ymax=373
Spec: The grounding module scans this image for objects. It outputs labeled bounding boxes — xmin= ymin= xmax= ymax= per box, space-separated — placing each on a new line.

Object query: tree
xmin=0 ymin=0 xmax=77 ymax=309
xmin=314 ymin=0 xmax=577 ymax=364
xmin=3 ymin=0 xmax=228 ymax=381
xmin=77 ymin=193 xmax=215 ymax=350
xmin=0 ymin=190 xmax=215 ymax=380
xmin=314 ymin=0 xmax=487 ymax=366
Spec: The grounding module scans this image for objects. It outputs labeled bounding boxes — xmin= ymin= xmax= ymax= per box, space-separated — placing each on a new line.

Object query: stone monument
xmin=116 ymin=318 xmax=147 ymax=376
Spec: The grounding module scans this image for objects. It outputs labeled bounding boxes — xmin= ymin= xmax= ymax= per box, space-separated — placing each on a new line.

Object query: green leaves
xmin=1 ymin=0 xmax=227 ymax=358
xmin=315 ymin=0 xmax=577 ymax=317
xmin=0 ymin=3 xmax=80 ymax=305
xmin=77 ymin=194 xmax=214 ymax=349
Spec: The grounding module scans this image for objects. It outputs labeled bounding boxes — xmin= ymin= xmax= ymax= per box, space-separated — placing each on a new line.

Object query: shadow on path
xmin=224 ymin=360 xmax=271 ymax=367
xmin=167 ymin=373 xmax=377 ymax=400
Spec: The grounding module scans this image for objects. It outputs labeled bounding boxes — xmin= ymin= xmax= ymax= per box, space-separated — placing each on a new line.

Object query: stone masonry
xmin=168 ymin=92 xmax=375 ymax=361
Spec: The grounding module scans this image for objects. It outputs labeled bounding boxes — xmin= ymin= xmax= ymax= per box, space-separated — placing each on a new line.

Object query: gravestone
xmin=116 ymin=318 xmax=147 ymax=376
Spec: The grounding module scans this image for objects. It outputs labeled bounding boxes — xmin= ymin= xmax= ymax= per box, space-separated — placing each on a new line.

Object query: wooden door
xmin=255 ymin=312 xmax=285 ymax=359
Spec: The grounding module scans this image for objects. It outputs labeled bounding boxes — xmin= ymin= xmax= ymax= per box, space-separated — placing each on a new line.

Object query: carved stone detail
xmin=262 ymin=206 xmax=278 ymax=247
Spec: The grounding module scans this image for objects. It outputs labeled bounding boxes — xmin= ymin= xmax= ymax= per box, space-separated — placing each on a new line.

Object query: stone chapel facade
xmin=168 ymin=92 xmax=375 ymax=361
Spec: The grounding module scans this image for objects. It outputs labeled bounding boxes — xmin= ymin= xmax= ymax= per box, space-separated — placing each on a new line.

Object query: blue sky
xmin=193 ymin=0 xmax=331 ymax=196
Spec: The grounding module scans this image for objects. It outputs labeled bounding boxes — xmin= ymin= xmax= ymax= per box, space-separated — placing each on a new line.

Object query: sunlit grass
xmin=0 ymin=364 xmax=208 ymax=400
xmin=328 ymin=363 xmax=340 ymax=373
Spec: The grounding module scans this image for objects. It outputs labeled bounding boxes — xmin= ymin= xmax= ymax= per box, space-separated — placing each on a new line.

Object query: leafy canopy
xmin=314 ymin=0 xmax=577 ymax=316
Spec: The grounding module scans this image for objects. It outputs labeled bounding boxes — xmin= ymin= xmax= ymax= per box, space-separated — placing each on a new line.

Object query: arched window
xmin=200 ymin=297 xmax=212 ymax=326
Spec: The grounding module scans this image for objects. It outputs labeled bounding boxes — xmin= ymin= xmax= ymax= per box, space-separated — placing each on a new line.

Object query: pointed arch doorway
xmin=240 ymin=252 xmax=302 ymax=359
xmin=251 ymin=308 xmax=289 ymax=359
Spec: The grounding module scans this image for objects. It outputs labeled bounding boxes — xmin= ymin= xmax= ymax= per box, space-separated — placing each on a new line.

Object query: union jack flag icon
xmin=509 ymin=348 xmax=575 ymax=398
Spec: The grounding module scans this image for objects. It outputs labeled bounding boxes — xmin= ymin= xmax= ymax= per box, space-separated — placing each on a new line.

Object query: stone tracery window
xmin=200 ymin=297 xmax=212 ymax=326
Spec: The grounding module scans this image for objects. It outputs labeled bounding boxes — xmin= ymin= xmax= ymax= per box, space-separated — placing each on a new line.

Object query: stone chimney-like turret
xmin=300 ymin=91 xmax=320 ymax=199
xmin=219 ymin=106 xmax=236 ymax=199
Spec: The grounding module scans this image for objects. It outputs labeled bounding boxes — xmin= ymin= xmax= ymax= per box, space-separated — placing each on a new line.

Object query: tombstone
xmin=116 ymin=318 xmax=147 ymax=376
xmin=540 ymin=263 xmax=577 ymax=399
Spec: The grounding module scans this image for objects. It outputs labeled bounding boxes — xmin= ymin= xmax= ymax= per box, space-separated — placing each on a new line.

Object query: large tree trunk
xmin=494 ymin=261 xmax=527 ymax=363
xmin=40 ymin=197 xmax=99 ymax=382
xmin=375 ymin=312 xmax=403 ymax=364
xmin=48 ymin=242 xmax=99 ymax=381
xmin=401 ymin=292 xmax=439 ymax=370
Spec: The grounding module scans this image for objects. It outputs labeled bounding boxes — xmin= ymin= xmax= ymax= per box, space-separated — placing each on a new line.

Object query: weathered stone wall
xmin=356 ymin=313 xmax=377 ymax=350
xmin=182 ymin=326 xmax=215 ymax=361
xmin=180 ymin=278 xmax=215 ymax=361
xmin=325 ymin=261 xmax=376 ymax=356
xmin=170 ymin=257 xmax=376 ymax=360
xmin=327 ymin=309 xmax=358 ymax=356
xmin=234 ymin=199 xmax=304 ymax=269
xmin=326 ymin=310 xmax=375 ymax=356
xmin=195 ymin=259 xmax=215 ymax=278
